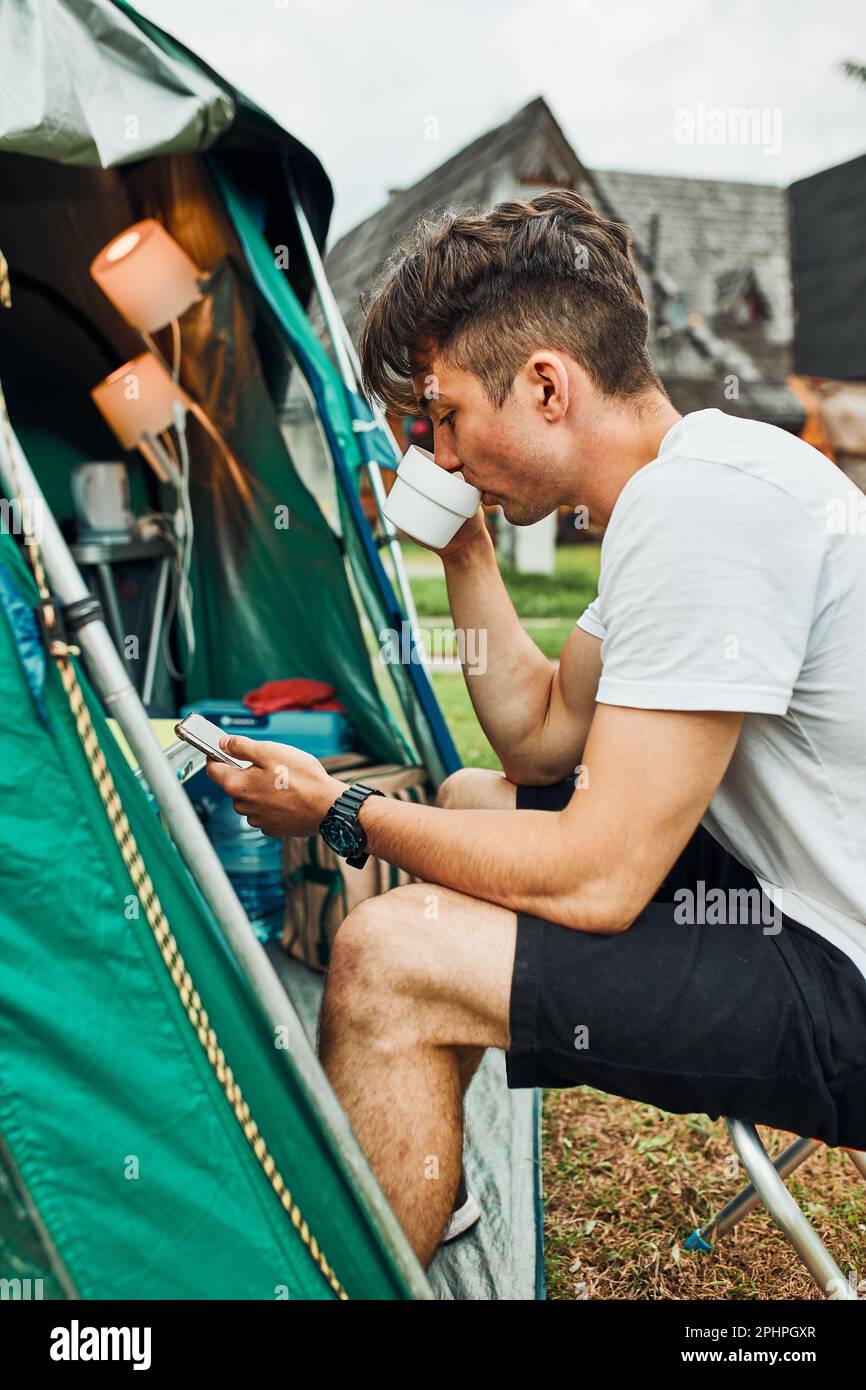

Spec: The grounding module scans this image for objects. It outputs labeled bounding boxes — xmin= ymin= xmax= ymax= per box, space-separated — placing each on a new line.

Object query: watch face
xmin=323 ymin=815 xmax=363 ymax=857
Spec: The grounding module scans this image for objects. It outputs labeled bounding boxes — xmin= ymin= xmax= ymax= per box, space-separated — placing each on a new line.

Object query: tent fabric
xmin=212 ymin=161 xmax=461 ymax=783
xmin=0 ymin=0 xmax=458 ymax=777
xmin=0 ymin=1136 xmax=70 ymax=1299
xmin=790 ymin=152 xmax=866 ymax=380
xmin=0 ymin=147 xmax=405 ymax=763
xmin=121 ymin=152 xmax=405 ymax=762
xmin=0 ymin=0 xmax=235 ymax=166
xmin=0 ymin=529 xmax=428 ymax=1299
xmin=0 ymin=0 xmax=541 ymax=1299
xmin=0 ymin=0 xmax=334 ymax=303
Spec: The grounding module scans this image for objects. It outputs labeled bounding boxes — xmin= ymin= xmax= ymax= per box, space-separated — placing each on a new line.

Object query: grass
xmin=544 ymin=1092 xmax=866 ymax=1301
xmin=404 ymin=538 xmax=598 ymax=664
xmin=406 ymin=539 xmax=600 ymax=622
xmin=428 ymin=670 xmax=499 ymax=770
xmin=398 ymin=539 xmax=866 ymax=1301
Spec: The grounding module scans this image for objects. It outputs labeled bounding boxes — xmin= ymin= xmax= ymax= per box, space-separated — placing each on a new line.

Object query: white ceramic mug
xmin=383 ymin=446 xmax=481 ymax=548
xmin=70 ymin=461 xmax=133 ymax=537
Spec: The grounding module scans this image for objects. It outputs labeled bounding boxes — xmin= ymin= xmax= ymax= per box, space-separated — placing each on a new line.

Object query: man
xmin=208 ymin=190 xmax=866 ymax=1268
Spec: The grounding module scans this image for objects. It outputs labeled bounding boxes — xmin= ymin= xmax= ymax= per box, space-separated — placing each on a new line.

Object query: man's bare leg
xmin=319 ymin=882 xmax=517 ymax=1265
xmin=318 ymin=767 xmax=518 ymax=1266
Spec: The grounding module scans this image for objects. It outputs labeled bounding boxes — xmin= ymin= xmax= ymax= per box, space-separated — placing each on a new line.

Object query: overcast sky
xmin=137 ymin=0 xmax=866 ymax=245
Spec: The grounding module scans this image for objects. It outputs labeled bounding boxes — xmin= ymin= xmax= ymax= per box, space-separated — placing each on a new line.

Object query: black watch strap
xmin=323 ymin=782 xmax=384 ymax=868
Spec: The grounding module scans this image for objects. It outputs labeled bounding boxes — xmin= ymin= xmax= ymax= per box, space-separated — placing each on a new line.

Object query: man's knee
xmin=322 ymin=885 xmax=436 ymax=1053
xmin=329 ymin=889 xmax=403 ymax=979
xmin=327 ymin=885 xmax=431 ymax=1001
xmin=435 ymin=766 xmax=517 ymax=810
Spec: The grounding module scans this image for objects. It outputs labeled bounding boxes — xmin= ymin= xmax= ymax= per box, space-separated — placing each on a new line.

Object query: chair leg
xmin=724 ymin=1120 xmax=855 ymax=1299
xmin=685 ymin=1134 xmax=820 ymax=1252
xmin=686 ymin=1124 xmax=857 ymax=1298
xmin=847 ymin=1149 xmax=866 ymax=1183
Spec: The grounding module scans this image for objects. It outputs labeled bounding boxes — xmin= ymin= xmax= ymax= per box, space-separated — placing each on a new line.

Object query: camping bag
xmin=281 ymin=757 xmax=430 ymax=971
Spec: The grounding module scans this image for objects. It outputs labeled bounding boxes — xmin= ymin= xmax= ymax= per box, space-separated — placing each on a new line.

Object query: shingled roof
xmin=325 ymin=97 xmax=597 ymax=338
xmin=325 ymin=96 xmax=803 ymax=430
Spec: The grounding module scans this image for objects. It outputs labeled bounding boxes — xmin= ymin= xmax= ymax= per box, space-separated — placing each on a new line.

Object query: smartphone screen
xmin=175 ymin=713 xmax=253 ymax=769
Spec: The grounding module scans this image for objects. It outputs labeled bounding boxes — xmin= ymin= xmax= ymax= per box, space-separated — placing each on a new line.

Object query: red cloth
xmin=243 ymin=678 xmax=345 ymax=717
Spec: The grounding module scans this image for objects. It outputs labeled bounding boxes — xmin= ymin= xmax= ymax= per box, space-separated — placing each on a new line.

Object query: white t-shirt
xmin=578 ymin=407 xmax=866 ymax=979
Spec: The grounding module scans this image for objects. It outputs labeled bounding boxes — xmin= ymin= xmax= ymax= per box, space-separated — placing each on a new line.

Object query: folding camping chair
xmin=684 ymin=1119 xmax=866 ymax=1299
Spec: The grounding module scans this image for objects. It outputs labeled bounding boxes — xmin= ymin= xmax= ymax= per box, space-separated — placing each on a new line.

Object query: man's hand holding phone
xmin=204 ymin=735 xmax=344 ymax=838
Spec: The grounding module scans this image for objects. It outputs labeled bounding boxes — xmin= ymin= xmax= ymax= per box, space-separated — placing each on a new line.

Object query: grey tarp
xmin=0 ymin=0 xmax=234 ymax=165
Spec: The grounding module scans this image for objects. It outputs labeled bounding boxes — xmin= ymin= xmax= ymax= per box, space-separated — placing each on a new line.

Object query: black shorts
xmin=506 ymin=777 xmax=866 ymax=1149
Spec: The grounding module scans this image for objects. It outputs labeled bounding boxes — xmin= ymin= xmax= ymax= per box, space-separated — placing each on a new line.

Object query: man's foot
xmin=440 ymin=1172 xmax=481 ymax=1244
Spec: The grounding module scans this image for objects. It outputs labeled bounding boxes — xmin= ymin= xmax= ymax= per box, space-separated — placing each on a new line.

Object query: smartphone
xmin=174 ymin=713 xmax=253 ymax=769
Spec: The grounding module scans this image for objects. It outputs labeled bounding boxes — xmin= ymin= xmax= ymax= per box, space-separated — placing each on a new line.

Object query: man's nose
xmin=433 ymin=432 xmax=461 ymax=474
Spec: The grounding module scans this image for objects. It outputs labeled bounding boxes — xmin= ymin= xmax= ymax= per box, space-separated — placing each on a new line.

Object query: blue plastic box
xmin=180 ymin=699 xmax=354 ymax=758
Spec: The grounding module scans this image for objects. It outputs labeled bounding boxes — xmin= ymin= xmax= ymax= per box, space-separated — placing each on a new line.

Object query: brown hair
xmin=359 ymin=188 xmax=664 ymax=415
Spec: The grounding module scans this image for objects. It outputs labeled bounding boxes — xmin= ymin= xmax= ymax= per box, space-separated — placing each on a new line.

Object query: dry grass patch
xmin=543 ymin=1087 xmax=866 ymax=1301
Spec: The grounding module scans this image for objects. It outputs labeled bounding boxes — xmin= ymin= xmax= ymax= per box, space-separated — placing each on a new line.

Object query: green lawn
xmin=427 ymin=670 xmax=499 ymax=769
xmin=407 ymin=539 xmax=600 ymax=622
xmin=373 ymin=540 xmax=600 ymax=763
xmin=407 ymin=537 xmax=599 ymax=673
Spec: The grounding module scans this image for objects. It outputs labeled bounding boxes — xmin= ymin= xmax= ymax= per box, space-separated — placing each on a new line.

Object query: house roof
xmin=591 ymin=167 xmax=793 ymax=350
xmin=326 ymin=96 xmax=802 ymax=429
xmin=325 ymin=97 xmax=595 ymax=337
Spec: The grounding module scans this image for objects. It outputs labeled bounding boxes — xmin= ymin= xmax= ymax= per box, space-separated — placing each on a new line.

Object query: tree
xmin=841 ymin=60 xmax=866 ymax=84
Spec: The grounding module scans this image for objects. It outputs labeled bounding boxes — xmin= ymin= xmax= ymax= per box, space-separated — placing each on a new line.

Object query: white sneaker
xmin=441 ymin=1174 xmax=481 ymax=1244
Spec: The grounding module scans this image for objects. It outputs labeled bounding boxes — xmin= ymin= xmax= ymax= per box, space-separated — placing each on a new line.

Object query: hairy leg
xmin=318 ymin=880 xmax=517 ymax=1266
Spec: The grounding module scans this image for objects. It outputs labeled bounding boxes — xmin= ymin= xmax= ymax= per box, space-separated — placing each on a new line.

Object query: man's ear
xmin=526 ymin=351 xmax=570 ymax=422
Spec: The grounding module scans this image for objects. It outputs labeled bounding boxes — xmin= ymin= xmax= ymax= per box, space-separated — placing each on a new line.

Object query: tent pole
xmin=287 ymin=187 xmax=423 ymax=639
xmin=0 ymin=416 xmax=433 ymax=1301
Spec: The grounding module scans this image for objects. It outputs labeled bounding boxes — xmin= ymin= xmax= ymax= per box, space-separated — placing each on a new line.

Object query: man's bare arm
xmin=442 ymin=522 xmax=602 ymax=784
xmin=355 ymin=705 xmax=745 ymax=932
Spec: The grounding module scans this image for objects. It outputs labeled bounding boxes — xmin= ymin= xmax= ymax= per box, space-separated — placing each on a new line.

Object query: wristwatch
xmin=319 ymin=783 xmax=384 ymax=869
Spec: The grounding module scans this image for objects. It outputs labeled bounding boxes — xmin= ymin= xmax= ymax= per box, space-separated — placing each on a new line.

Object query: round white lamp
xmin=91 ymin=353 xmax=186 ymax=487
xmin=91 ymin=352 xmax=179 ymax=448
xmin=90 ymin=219 xmax=202 ymax=332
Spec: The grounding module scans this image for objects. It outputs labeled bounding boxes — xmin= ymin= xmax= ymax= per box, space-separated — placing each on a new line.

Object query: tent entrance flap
xmin=0 ymin=147 xmax=405 ymax=765
xmin=210 ymin=155 xmax=460 ymax=783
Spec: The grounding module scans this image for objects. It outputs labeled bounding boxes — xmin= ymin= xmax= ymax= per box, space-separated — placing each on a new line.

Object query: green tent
xmin=0 ymin=0 xmax=542 ymax=1301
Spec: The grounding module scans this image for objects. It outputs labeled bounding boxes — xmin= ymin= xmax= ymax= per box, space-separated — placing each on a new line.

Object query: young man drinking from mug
xmin=207 ymin=190 xmax=866 ymax=1267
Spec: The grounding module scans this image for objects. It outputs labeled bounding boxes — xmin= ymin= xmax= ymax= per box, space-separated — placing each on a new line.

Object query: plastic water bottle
xmin=205 ymin=794 xmax=285 ymax=944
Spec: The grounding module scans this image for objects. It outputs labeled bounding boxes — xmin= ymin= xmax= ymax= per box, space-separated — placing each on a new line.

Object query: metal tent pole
xmin=287 ymin=186 xmax=423 ymax=640
xmin=0 ymin=414 xmax=432 ymax=1301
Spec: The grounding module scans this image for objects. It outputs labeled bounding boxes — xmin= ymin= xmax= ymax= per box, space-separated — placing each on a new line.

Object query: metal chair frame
xmin=685 ymin=1119 xmax=866 ymax=1299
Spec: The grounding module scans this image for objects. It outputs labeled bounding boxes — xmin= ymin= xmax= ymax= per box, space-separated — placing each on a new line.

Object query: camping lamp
xmin=91 ymin=350 xmax=201 ymax=682
xmin=91 ymin=351 xmax=246 ymax=498
xmin=89 ymin=219 xmax=203 ymax=333
xmin=91 ymin=352 xmax=186 ymax=488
